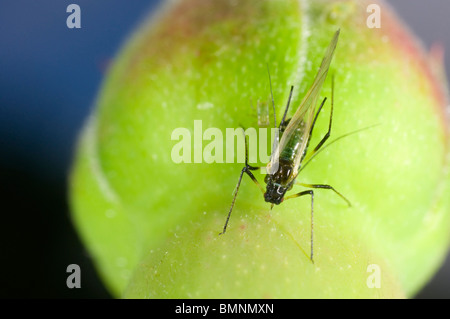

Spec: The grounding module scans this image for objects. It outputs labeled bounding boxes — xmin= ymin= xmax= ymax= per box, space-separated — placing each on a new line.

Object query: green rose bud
xmin=70 ymin=0 xmax=450 ymax=298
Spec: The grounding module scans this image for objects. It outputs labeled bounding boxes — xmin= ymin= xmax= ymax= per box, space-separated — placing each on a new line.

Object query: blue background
xmin=0 ymin=0 xmax=449 ymax=298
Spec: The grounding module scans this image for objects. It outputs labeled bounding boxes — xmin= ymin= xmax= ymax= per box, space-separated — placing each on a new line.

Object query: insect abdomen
xmin=279 ymin=121 xmax=308 ymax=163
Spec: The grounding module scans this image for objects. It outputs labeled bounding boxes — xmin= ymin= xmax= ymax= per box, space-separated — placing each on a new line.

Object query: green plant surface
xmin=70 ymin=0 xmax=450 ymax=298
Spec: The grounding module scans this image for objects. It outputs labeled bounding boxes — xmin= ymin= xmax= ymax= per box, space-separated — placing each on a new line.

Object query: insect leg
xmin=220 ymin=131 xmax=264 ymax=235
xmin=243 ymin=131 xmax=265 ymax=183
xmin=279 ymin=85 xmax=294 ymax=129
xmin=310 ymin=75 xmax=335 ymax=154
xmin=283 ymin=190 xmax=315 ymax=263
xmin=219 ymin=166 xmax=246 ymax=235
xmin=297 ymin=182 xmax=351 ymax=207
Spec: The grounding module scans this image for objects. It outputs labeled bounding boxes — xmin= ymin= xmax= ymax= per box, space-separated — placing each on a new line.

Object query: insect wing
xmin=268 ymin=30 xmax=340 ymax=179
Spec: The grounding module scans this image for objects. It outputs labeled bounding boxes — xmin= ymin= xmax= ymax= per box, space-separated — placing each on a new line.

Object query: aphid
xmin=219 ymin=30 xmax=351 ymax=263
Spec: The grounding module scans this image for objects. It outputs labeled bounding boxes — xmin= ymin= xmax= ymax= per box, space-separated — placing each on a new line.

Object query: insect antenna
xmin=266 ymin=64 xmax=277 ymax=129
xmin=265 ymin=64 xmax=294 ymax=129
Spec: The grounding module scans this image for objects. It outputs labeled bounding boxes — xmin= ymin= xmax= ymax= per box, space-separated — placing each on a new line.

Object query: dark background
xmin=0 ymin=0 xmax=449 ymax=298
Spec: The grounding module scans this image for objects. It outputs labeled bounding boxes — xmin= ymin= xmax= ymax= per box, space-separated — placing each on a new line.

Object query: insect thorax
xmin=264 ymin=158 xmax=295 ymax=205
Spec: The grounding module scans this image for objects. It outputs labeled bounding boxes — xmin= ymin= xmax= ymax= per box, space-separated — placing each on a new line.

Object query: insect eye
xmin=276 ymin=186 xmax=284 ymax=195
xmin=264 ymin=175 xmax=270 ymax=183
